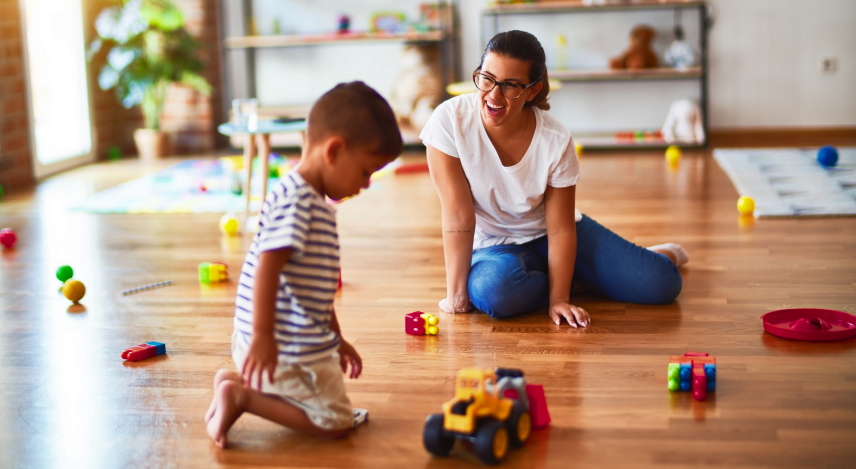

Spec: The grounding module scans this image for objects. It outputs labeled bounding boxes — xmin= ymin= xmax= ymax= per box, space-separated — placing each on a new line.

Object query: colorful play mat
xmin=713 ymin=147 xmax=856 ymax=217
xmin=71 ymin=156 xmax=408 ymax=214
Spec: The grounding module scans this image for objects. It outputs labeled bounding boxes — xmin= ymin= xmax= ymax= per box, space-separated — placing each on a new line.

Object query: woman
xmin=420 ymin=31 xmax=687 ymax=328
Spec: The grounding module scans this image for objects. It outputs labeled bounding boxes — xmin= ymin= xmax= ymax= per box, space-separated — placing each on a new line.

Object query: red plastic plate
xmin=761 ymin=308 xmax=856 ymax=342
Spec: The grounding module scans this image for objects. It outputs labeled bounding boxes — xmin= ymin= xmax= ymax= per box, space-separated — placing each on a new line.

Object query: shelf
xmin=225 ymin=30 xmax=445 ymax=49
xmin=486 ymin=0 xmax=705 ymax=15
xmin=575 ymin=132 xmax=704 ymax=150
xmin=550 ymin=67 xmax=702 ymax=82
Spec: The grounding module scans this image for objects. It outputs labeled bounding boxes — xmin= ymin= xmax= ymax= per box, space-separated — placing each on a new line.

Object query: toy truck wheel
xmin=474 ymin=418 xmax=509 ymax=465
xmin=423 ymin=413 xmax=454 ymax=457
xmin=507 ymin=404 xmax=532 ymax=448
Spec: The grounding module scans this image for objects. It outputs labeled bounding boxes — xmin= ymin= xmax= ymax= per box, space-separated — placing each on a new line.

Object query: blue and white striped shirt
xmin=234 ymin=170 xmax=340 ymax=364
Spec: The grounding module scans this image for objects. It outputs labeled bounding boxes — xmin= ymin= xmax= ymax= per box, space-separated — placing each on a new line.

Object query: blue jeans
xmin=468 ymin=215 xmax=682 ymax=318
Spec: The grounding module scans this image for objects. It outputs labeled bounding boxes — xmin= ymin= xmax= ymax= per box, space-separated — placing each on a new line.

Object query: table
xmin=217 ymin=119 xmax=308 ymax=220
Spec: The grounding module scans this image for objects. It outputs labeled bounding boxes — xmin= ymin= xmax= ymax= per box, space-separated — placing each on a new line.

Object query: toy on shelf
xmin=405 ymin=311 xmax=439 ymax=335
xmin=56 ymin=265 xmax=74 ymax=283
xmin=62 ymin=279 xmax=86 ymax=304
xmin=337 ymin=14 xmax=350 ymax=34
xmin=667 ymin=352 xmax=716 ymax=401
xmin=0 ymin=228 xmax=17 ymax=248
xmin=122 ymin=280 xmax=173 ymax=296
xmin=121 ymin=341 xmax=167 ymax=361
xmin=424 ymin=368 xmax=534 ymax=465
xmin=737 ymin=196 xmax=755 ymax=216
xmin=575 ymin=142 xmax=584 ymax=158
xmin=219 ymin=215 xmax=239 ymax=236
xmin=665 ymin=145 xmax=682 ymax=166
xmin=662 ymin=99 xmax=704 ymax=144
xmin=610 ymin=24 xmax=658 ymax=70
xmin=817 ymin=145 xmax=838 ymax=167
xmin=199 ymin=262 xmax=229 ymax=284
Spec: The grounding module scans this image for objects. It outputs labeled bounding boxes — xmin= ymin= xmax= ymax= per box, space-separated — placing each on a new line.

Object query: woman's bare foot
xmin=207 ymin=380 xmax=246 ymax=449
xmin=206 ymin=369 xmax=244 ymax=423
xmin=647 ymin=243 xmax=688 ymax=267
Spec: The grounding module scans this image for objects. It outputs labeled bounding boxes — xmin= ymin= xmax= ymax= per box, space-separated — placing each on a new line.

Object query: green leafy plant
xmin=89 ymin=0 xmax=212 ymax=130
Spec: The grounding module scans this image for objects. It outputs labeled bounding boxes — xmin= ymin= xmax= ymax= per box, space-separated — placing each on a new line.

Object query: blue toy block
xmin=147 ymin=341 xmax=167 ymax=355
xmin=680 ymin=380 xmax=691 ymax=392
xmin=679 ymin=363 xmax=691 ymax=380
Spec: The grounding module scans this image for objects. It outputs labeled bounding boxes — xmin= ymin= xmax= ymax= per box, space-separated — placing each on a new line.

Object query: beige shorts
xmin=232 ymin=331 xmax=353 ymax=430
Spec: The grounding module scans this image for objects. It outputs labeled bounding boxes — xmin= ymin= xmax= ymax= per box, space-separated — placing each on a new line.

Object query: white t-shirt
xmin=420 ymin=93 xmax=582 ymax=250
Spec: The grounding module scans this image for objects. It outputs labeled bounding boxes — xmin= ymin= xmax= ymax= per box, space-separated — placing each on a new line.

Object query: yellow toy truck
xmin=423 ymin=367 xmax=531 ymax=465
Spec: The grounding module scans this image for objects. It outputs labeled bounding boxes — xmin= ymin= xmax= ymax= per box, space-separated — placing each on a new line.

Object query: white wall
xmin=250 ymin=0 xmax=856 ymax=131
xmin=707 ymin=0 xmax=856 ymax=128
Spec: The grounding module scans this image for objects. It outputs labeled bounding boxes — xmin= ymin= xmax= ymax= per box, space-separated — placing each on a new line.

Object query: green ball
xmin=56 ymin=265 xmax=74 ymax=282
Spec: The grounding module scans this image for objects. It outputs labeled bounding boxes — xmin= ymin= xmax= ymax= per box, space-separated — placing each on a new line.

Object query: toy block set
xmin=668 ymin=352 xmax=716 ymax=401
xmin=121 ymin=341 xmax=167 ymax=362
xmin=405 ymin=311 xmax=440 ymax=335
xmin=199 ymin=262 xmax=229 ymax=284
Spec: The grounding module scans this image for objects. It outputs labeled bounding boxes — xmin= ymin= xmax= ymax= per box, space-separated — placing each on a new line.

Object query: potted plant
xmin=89 ymin=0 xmax=212 ymax=160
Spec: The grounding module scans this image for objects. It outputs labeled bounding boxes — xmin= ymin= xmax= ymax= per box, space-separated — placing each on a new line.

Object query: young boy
xmin=205 ymin=82 xmax=402 ymax=448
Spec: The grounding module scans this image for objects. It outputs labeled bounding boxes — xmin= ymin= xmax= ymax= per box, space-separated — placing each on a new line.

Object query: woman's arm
xmin=426 ymin=144 xmax=475 ymax=313
xmin=544 ymin=185 xmax=590 ymax=327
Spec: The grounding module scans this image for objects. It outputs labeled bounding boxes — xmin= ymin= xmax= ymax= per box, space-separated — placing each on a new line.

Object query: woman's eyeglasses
xmin=472 ymin=72 xmax=539 ymax=99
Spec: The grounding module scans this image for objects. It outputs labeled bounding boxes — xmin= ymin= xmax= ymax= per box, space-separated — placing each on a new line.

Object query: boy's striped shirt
xmin=234 ymin=170 xmax=340 ymax=364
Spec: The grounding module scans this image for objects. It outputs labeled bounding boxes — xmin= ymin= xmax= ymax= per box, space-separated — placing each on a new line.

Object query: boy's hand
xmin=338 ymin=340 xmax=362 ymax=379
xmin=549 ymin=301 xmax=590 ymax=328
xmin=242 ymin=334 xmax=278 ymax=390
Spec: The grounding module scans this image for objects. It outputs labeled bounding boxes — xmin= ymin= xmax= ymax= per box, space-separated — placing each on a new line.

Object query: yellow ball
xmin=665 ymin=145 xmax=682 ymax=165
xmin=426 ymin=315 xmax=439 ymax=326
xmin=737 ymin=196 xmax=755 ymax=215
xmin=574 ymin=142 xmax=584 ymax=158
xmin=219 ymin=215 xmax=239 ymax=236
xmin=62 ymin=279 xmax=86 ymax=303
xmin=426 ymin=325 xmax=439 ymax=335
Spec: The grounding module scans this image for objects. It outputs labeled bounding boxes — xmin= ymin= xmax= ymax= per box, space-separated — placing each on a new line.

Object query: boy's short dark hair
xmin=307 ymin=81 xmax=403 ymax=159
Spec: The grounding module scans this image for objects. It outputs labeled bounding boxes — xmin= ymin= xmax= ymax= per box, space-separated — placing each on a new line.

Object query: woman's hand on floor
xmin=549 ymin=302 xmax=590 ymax=328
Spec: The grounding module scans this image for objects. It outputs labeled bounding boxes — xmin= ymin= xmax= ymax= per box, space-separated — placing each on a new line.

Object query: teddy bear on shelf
xmin=390 ymin=43 xmax=445 ymax=135
xmin=609 ymin=24 xmax=659 ymax=70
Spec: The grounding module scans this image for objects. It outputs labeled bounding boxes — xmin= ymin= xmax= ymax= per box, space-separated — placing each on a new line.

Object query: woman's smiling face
xmin=477 ymin=52 xmax=541 ymax=128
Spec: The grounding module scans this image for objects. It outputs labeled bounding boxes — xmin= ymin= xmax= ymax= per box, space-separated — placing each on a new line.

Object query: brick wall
xmin=0 ymin=0 xmax=33 ymax=192
xmin=161 ymin=0 xmax=225 ymax=154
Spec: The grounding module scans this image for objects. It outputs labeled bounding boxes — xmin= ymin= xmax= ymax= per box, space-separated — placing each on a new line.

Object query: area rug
xmin=70 ymin=157 xmax=410 ymax=214
xmin=713 ymin=147 xmax=856 ymax=217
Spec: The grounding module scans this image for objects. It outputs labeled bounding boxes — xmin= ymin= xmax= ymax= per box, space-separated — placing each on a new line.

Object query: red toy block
xmin=525 ymin=384 xmax=551 ymax=430
xmin=692 ymin=365 xmax=707 ymax=401
xmin=121 ymin=341 xmax=166 ymax=361
xmin=405 ymin=311 xmax=426 ymax=335
xmin=683 ymin=351 xmax=709 ymax=357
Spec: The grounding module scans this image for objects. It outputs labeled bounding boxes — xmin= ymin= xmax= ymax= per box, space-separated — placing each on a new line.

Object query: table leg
xmin=243 ymin=133 xmax=256 ymax=222
xmin=259 ymin=133 xmax=271 ymax=204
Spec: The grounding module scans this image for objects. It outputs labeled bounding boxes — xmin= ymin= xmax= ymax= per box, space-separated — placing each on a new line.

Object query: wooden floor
xmin=1 ymin=149 xmax=855 ymax=468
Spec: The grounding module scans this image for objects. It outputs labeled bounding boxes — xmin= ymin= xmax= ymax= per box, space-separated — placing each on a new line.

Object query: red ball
xmin=0 ymin=228 xmax=16 ymax=248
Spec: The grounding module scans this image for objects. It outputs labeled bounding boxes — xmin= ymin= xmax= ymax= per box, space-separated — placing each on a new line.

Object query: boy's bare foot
xmin=207 ymin=381 xmax=246 ymax=449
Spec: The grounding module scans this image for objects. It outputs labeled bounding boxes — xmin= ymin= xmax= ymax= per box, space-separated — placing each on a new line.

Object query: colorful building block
xmin=199 ymin=262 xmax=229 ymax=284
xmin=667 ymin=352 xmax=716 ymax=401
xmin=405 ymin=311 xmax=439 ymax=335
xmin=121 ymin=341 xmax=167 ymax=361
xmin=525 ymin=383 xmax=551 ymax=430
